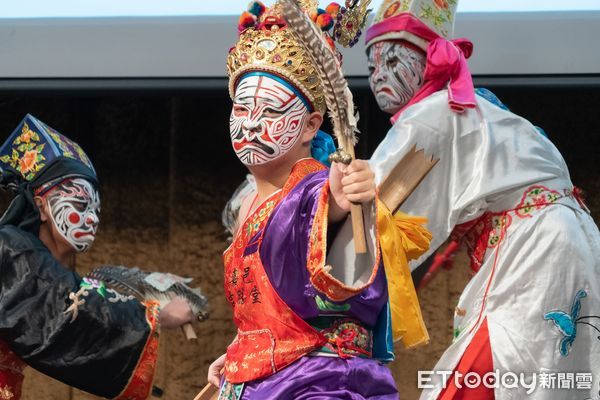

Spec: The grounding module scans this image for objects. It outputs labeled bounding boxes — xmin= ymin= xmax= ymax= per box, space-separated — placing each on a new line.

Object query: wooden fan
xmin=378 ymin=145 xmax=439 ymax=213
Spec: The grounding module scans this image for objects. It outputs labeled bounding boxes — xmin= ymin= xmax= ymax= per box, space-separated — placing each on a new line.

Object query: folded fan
xmin=86 ymin=265 xmax=209 ymax=339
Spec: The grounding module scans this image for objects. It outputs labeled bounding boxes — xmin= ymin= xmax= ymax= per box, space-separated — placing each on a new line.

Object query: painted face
xmin=230 ymin=74 xmax=309 ymax=166
xmin=45 ymin=178 xmax=100 ymax=253
xmin=367 ymin=41 xmax=426 ymax=114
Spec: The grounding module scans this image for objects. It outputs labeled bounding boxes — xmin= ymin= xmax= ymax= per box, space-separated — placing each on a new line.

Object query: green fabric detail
xmin=80 ymin=278 xmax=107 ymax=298
xmin=315 ymin=295 xmax=351 ymax=312
xmin=218 ymin=381 xmax=244 ymax=400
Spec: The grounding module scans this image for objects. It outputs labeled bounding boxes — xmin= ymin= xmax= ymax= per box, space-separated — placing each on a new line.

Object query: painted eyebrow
xmin=233 ymin=96 xmax=255 ymax=103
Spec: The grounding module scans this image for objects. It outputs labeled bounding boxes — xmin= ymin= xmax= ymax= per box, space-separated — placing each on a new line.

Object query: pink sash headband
xmin=366 ymin=14 xmax=476 ymax=123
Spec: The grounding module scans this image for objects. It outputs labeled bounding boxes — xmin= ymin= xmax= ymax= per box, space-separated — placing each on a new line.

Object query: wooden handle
xmin=193 ymin=382 xmax=219 ymax=400
xmin=194 ymin=367 xmax=224 ymax=400
xmin=181 ymin=323 xmax=197 ymax=340
xmin=340 ymin=140 xmax=367 ymax=255
xmin=350 ymin=203 xmax=367 ymax=254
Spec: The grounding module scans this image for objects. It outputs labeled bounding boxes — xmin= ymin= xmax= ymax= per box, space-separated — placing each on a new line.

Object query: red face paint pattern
xmin=46 ymin=178 xmax=100 ymax=252
xmin=230 ymin=75 xmax=309 ymax=165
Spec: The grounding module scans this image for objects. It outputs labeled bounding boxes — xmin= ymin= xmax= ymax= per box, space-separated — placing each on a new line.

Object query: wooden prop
xmin=282 ymin=0 xmax=367 ymax=253
xmin=182 ymin=323 xmax=198 ymax=340
xmin=86 ymin=266 xmax=209 ymax=341
xmin=193 ymin=383 xmax=219 ymax=400
xmin=378 ymin=145 xmax=439 ymax=214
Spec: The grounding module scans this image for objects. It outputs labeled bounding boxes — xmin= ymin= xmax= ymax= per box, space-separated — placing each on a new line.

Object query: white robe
xmin=367 ymin=90 xmax=600 ymax=399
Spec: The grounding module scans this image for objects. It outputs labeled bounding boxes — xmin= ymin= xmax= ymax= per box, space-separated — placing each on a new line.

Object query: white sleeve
xmin=369 ymin=91 xmax=569 ymax=269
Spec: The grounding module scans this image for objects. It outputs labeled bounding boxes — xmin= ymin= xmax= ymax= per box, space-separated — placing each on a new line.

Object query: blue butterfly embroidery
xmin=544 ymin=289 xmax=600 ymax=356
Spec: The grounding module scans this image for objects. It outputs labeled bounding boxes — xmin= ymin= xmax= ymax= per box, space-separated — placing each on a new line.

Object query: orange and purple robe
xmin=220 ymin=158 xmax=431 ymax=399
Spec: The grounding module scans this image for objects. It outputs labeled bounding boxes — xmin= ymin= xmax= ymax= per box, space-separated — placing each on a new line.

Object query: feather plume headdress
xmin=227 ymin=0 xmax=370 ymax=117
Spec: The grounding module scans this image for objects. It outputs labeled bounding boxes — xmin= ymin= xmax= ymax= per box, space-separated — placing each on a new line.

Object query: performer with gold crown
xmin=207 ymin=1 xmax=433 ymax=398
xmin=360 ymin=0 xmax=600 ymax=398
xmin=0 ymin=114 xmax=195 ymax=399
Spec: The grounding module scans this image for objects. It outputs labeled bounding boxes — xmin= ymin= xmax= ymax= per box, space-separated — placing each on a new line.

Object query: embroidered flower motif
xmin=15 ymin=122 xmax=39 ymax=145
xmin=226 ymin=360 xmax=239 ymax=374
xmin=544 ymin=289 xmax=600 ymax=356
xmin=81 ymin=277 xmax=107 ymax=298
xmin=487 ymin=213 xmax=512 ymax=247
xmin=383 ymin=1 xmax=401 ymax=17
xmin=516 ymin=185 xmax=561 ymax=218
xmin=18 ymin=130 xmax=33 ymax=144
xmin=434 ymin=0 xmax=449 ymax=9
xmin=0 ymin=122 xmax=47 ymax=180
xmin=322 ymin=319 xmax=373 ymax=358
xmin=419 ymin=0 xmax=456 ymax=35
xmin=19 ymin=149 xmax=39 ymax=174
xmin=245 ymin=200 xmax=276 ymax=238
xmin=48 ymin=131 xmax=75 ymax=159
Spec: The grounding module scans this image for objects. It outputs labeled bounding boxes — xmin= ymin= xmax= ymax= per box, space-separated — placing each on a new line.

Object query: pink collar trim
xmin=366 ymin=14 xmax=477 ymax=123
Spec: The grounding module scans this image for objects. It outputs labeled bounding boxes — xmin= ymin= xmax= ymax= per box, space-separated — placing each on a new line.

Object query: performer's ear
xmin=34 ymin=196 xmax=50 ymax=223
xmin=302 ymin=111 xmax=323 ymax=144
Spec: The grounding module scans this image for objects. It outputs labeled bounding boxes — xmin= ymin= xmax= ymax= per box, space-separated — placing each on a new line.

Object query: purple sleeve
xmin=260 ymin=170 xmax=388 ymax=327
xmin=260 ymin=170 xmax=328 ymax=319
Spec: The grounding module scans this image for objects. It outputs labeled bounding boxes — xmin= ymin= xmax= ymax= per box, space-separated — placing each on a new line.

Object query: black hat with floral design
xmin=0 ymin=114 xmax=98 ymax=234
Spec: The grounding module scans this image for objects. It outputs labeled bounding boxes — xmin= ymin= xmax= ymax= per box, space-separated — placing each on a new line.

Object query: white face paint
xmin=230 ymin=74 xmax=309 ymax=166
xmin=367 ymin=41 xmax=426 ymax=115
xmin=45 ymin=178 xmax=100 ymax=253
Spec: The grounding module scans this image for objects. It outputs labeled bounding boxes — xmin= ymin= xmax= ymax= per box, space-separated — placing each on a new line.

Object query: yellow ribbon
xmin=377 ymin=200 xmax=431 ymax=348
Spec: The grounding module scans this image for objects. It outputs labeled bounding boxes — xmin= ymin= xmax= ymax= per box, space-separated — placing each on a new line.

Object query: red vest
xmin=0 ymin=340 xmax=25 ymax=399
xmin=223 ymin=159 xmax=327 ymax=384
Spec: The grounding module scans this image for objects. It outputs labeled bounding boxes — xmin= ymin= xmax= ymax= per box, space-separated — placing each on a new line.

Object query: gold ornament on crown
xmin=298 ymin=0 xmax=318 ymax=10
xmin=334 ymin=0 xmax=372 ymax=47
xmin=227 ymin=5 xmax=326 ymax=113
xmin=227 ymin=0 xmax=372 ymax=115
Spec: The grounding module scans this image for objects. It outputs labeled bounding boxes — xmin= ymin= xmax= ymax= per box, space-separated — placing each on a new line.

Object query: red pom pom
xmin=247 ymin=1 xmax=266 ymax=17
xmin=238 ymin=11 xmax=257 ymax=32
xmin=326 ymin=2 xmax=341 ymax=16
xmin=316 ymin=13 xmax=334 ymax=31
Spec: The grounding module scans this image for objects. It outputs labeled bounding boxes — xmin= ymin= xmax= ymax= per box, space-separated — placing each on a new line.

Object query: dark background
xmin=1 ymin=77 xmax=599 ymax=225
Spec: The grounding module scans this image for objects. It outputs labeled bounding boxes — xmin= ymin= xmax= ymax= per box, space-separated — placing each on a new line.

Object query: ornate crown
xmin=227 ymin=1 xmax=371 ymax=115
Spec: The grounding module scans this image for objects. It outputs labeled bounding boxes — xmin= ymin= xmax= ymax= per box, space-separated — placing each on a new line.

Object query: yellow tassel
xmin=377 ymin=201 xmax=430 ymax=348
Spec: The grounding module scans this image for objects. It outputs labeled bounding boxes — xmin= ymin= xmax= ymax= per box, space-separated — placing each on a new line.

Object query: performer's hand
xmin=329 ymin=159 xmax=376 ymax=223
xmin=208 ymin=353 xmax=226 ymax=387
xmin=159 ymin=297 xmax=194 ymax=329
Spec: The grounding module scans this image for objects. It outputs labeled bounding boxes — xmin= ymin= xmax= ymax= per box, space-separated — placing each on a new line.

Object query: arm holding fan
xmin=86 ymin=265 xmax=209 ymax=340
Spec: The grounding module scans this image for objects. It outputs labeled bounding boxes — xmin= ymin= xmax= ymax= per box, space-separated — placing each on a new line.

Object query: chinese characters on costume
xmin=212 ymin=1 xmax=432 ymax=399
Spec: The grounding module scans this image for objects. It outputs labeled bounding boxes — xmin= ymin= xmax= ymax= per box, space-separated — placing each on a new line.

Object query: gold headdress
xmin=227 ymin=1 xmax=371 ymax=114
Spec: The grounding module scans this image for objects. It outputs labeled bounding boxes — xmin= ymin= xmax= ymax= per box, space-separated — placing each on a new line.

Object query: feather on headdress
xmin=280 ymin=0 xmax=370 ymax=150
xmin=280 ymin=0 xmax=372 ymax=254
xmin=227 ymin=0 xmax=370 ymax=117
